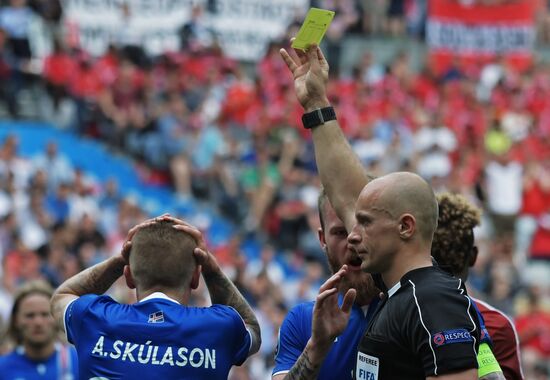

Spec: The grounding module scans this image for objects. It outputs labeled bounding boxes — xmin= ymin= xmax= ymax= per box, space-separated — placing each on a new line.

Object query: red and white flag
xmin=427 ymin=0 xmax=536 ymax=73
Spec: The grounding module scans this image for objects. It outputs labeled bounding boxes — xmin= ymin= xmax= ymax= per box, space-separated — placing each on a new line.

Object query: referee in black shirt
xmin=348 ymin=173 xmax=481 ymax=380
xmin=280 ymin=43 xmax=481 ymax=379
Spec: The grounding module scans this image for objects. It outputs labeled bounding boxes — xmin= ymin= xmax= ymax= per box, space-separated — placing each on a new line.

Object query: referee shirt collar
xmin=139 ymin=292 xmax=180 ymax=304
xmin=387 ymin=281 xmax=401 ymax=298
xmin=387 ymin=265 xmax=436 ymax=298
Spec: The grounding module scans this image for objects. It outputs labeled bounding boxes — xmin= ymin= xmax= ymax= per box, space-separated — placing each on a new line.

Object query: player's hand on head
xmin=280 ymin=42 xmax=330 ymax=111
xmin=120 ymin=214 xmax=171 ymax=263
xmin=170 ymin=219 xmax=206 ymax=249
xmin=171 ymin=222 xmax=218 ymax=274
xmin=193 ymin=247 xmax=213 ymax=267
xmin=120 ymin=240 xmax=132 ymax=263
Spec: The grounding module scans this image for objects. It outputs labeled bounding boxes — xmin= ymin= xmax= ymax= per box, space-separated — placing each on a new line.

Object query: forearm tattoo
xmin=59 ymin=257 xmax=125 ymax=297
xmin=52 ymin=257 xmax=125 ymax=330
xmin=285 ymin=346 xmax=322 ymax=380
xmin=203 ymin=269 xmax=261 ymax=350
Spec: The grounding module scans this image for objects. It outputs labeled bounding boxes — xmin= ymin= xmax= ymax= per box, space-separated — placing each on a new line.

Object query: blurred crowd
xmin=0 ymin=0 xmax=550 ymax=379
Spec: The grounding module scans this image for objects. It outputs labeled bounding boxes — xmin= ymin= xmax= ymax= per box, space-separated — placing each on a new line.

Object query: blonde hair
xmin=130 ymin=220 xmax=198 ymax=291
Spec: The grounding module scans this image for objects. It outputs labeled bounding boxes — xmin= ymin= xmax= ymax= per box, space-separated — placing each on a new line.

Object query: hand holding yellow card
xmin=291 ymin=8 xmax=335 ymax=51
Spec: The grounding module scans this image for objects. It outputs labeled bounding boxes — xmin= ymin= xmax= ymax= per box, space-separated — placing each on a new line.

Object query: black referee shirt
xmin=355 ymin=266 xmax=481 ymax=380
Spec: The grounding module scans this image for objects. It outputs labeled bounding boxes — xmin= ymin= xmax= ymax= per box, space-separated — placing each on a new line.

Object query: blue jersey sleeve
xmin=0 ymin=352 xmax=13 ymax=380
xmin=273 ymin=303 xmax=312 ymax=376
xmin=211 ymin=305 xmax=252 ymax=366
xmin=64 ymin=294 xmax=102 ymax=345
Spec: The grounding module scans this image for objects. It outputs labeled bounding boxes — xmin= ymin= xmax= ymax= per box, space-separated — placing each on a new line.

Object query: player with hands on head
xmin=280 ymin=42 xmax=481 ymax=379
xmin=50 ymin=214 xmax=260 ymax=379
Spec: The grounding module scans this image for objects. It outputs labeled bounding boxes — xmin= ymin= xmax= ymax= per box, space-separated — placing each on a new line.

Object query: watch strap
xmin=301 ymin=106 xmax=336 ymax=129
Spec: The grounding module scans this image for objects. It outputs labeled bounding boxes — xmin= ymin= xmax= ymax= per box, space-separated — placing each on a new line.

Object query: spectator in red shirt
xmin=42 ymin=39 xmax=76 ymax=88
xmin=70 ymin=52 xmax=103 ymax=100
xmin=515 ymin=286 xmax=550 ymax=378
xmin=520 ymin=159 xmax=550 ymax=262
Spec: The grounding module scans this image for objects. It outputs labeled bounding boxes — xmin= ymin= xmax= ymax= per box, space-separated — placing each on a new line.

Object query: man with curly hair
xmin=432 ymin=193 xmax=524 ymax=380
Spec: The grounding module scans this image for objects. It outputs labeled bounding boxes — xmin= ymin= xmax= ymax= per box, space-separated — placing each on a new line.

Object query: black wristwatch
xmin=301 ymin=106 xmax=337 ymax=129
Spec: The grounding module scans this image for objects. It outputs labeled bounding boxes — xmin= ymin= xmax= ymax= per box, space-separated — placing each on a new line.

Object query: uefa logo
xmin=432 ymin=333 xmax=445 ymax=346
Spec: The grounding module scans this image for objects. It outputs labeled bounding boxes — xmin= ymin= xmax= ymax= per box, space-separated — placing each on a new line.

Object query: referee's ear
xmin=124 ymin=265 xmax=136 ymax=289
xmin=398 ymin=214 xmax=415 ymax=239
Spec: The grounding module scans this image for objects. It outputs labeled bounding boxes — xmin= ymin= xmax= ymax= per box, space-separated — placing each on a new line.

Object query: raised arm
xmin=280 ymin=45 xmax=370 ymax=231
xmin=50 ymin=255 xmax=126 ymax=332
xmin=173 ymin=222 xmax=261 ymax=356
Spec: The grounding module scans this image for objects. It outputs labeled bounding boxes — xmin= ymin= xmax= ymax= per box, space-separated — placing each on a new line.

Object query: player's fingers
xmin=126 ymin=220 xmax=155 ymax=240
xmin=318 ymin=265 xmax=347 ymax=293
xmin=280 ymin=48 xmax=299 ymax=73
xmin=155 ymin=213 xmax=174 ymax=222
xmin=121 ymin=240 xmax=132 ymax=261
xmin=341 ymin=288 xmax=357 ymax=313
xmin=173 ymin=224 xmax=204 ymax=244
xmin=173 ymin=223 xmax=200 ymax=235
xmin=318 ymin=272 xmax=341 ymax=293
xmin=126 ymin=225 xmax=139 ymax=239
xmin=193 ymin=247 xmax=208 ymax=264
xmin=165 ymin=217 xmax=191 ymax=226
xmin=152 ymin=214 xmax=186 ymax=225
xmin=160 ymin=215 xmax=199 ymax=230
xmin=315 ymin=287 xmax=338 ymax=305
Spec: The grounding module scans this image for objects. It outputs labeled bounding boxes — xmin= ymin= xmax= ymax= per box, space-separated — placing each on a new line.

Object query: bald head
xmin=361 ymin=172 xmax=438 ymax=242
xmin=130 ymin=221 xmax=198 ymax=292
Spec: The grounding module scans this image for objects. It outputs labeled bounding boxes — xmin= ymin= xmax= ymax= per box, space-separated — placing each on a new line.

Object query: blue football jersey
xmin=273 ymin=296 xmax=378 ymax=380
xmin=65 ymin=293 xmax=251 ymax=379
xmin=0 ymin=344 xmax=78 ymax=380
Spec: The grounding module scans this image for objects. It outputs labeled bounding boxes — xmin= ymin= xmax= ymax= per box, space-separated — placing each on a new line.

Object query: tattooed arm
xmin=51 ymin=218 xmax=158 ymax=333
xmin=50 ymin=255 xmax=127 ymax=332
xmin=173 ymin=222 xmax=261 ymax=356
xmin=201 ymin=263 xmax=261 ymax=355
xmin=273 ymin=267 xmax=356 ymax=380
xmin=272 ymin=339 xmax=333 ymax=380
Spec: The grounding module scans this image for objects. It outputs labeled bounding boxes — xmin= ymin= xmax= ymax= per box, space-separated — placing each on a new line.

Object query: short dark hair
xmin=317 ymin=187 xmax=329 ymax=231
xmin=7 ymin=281 xmax=54 ymax=345
xmin=432 ymin=193 xmax=481 ymax=276
xmin=130 ymin=221 xmax=198 ymax=291
xmin=318 ymin=174 xmax=377 ymax=231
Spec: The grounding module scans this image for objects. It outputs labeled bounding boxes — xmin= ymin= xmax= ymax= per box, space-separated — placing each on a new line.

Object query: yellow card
xmin=291 ymin=8 xmax=335 ymax=51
